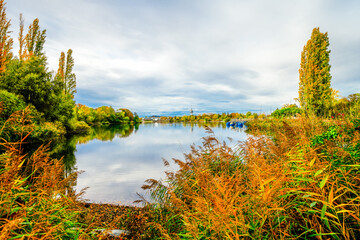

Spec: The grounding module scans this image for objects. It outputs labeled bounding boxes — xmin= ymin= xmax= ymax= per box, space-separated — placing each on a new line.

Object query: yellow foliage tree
xmin=299 ymin=27 xmax=333 ymax=117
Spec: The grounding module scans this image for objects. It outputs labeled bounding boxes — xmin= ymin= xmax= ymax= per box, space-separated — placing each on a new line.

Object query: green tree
xmin=50 ymin=93 xmax=75 ymax=125
xmin=0 ymin=17 xmax=55 ymax=116
xmin=0 ymin=89 xmax=26 ymax=122
xmin=298 ymin=27 xmax=333 ymax=117
xmin=0 ymin=3 xmax=76 ymax=133
xmin=1 ymin=57 xmax=53 ymax=114
xmin=119 ymin=108 xmax=134 ymax=121
xmin=1 ymin=55 xmax=74 ymax=127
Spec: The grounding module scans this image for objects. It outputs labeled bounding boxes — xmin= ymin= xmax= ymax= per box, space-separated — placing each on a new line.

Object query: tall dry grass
xmin=0 ymin=107 xmax=87 ymax=239
xmin=144 ymin=117 xmax=360 ymax=239
xmin=0 ymin=107 xmax=130 ymax=239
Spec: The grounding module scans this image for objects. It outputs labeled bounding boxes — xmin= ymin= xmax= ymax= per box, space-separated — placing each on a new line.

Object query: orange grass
xmin=0 ymin=108 xmax=128 ymax=239
xmin=144 ymin=117 xmax=360 ymax=239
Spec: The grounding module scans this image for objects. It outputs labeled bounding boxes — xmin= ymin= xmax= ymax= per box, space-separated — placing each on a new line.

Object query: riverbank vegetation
xmin=151 ymin=111 xmax=264 ymax=124
xmin=76 ymin=104 xmax=140 ymax=127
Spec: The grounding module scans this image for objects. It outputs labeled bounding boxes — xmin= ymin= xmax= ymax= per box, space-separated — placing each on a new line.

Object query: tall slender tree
xmin=0 ymin=0 xmax=13 ymax=74
xmin=56 ymin=49 xmax=76 ymax=97
xmin=298 ymin=27 xmax=332 ymax=117
xmin=18 ymin=13 xmax=26 ymax=61
xmin=65 ymin=49 xmax=76 ymax=96
xmin=57 ymin=51 xmax=65 ymax=80
xmin=25 ymin=18 xmax=46 ymax=58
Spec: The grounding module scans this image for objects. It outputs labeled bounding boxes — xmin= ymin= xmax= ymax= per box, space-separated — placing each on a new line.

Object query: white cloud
xmin=5 ymin=0 xmax=360 ymax=115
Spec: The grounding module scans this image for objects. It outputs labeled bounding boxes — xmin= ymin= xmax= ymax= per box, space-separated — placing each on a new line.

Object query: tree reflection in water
xmin=44 ymin=122 xmax=246 ymax=204
xmin=51 ymin=124 xmax=138 ymax=177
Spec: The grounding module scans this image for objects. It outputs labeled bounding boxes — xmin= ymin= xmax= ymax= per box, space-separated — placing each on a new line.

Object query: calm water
xmin=61 ymin=122 xmax=248 ymax=205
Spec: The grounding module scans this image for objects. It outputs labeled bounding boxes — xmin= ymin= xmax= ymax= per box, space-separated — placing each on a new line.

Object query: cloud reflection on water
xmin=74 ymin=123 xmax=248 ymax=205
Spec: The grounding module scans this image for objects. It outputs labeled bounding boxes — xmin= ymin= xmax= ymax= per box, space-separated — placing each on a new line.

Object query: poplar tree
xmin=298 ymin=27 xmax=332 ymax=117
xmin=18 ymin=14 xmax=26 ymax=61
xmin=56 ymin=49 xmax=76 ymax=97
xmin=57 ymin=52 xmax=65 ymax=80
xmin=65 ymin=49 xmax=76 ymax=96
xmin=0 ymin=0 xmax=13 ymax=74
xmin=25 ymin=18 xmax=46 ymax=57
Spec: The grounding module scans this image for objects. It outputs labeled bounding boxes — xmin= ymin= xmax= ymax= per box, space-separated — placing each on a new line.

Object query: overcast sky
xmin=5 ymin=0 xmax=360 ymax=115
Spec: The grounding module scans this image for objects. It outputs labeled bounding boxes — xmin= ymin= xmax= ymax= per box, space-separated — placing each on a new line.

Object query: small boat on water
xmin=226 ymin=121 xmax=245 ymax=128
xmin=236 ymin=122 xmax=243 ymax=128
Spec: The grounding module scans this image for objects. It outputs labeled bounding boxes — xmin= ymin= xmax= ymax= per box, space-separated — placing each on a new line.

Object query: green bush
xmin=67 ymin=118 xmax=91 ymax=134
xmin=31 ymin=121 xmax=67 ymax=141
xmin=0 ymin=90 xmax=26 ymax=122
xmin=73 ymin=121 xmax=91 ymax=133
xmin=271 ymin=106 xmax=302 ymax=118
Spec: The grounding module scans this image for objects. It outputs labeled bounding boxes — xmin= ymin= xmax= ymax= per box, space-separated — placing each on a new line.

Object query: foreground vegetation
xmin=136 ymin=116 xmax=359 ymax=239
xmin=0 ymin=107 xmax=145 ymax=239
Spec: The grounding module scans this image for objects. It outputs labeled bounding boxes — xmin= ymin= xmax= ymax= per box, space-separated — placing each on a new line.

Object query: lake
xmin=60 ymin=122 xmax=248 ymax=205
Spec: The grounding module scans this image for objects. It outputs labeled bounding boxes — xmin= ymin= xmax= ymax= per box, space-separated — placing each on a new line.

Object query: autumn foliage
xmin=143 ymin=118 xmax=360 ymax=239
xmin=0 ymin=0 xmax=13 ymax=74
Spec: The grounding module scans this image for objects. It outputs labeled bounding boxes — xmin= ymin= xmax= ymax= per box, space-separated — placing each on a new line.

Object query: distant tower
xmin=190 ymin=108 xmax=193 ymax=115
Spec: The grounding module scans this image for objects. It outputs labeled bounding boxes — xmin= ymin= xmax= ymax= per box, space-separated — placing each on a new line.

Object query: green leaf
xmin=314 ymin=169 xmax=323 ymax=177
xmin=321 ymin=204 xmax=327 ymax=219
xmin=319 ymin=175 xmax=329 ymax=189
xmin=294 ymin=177 xmax=315 ymax=182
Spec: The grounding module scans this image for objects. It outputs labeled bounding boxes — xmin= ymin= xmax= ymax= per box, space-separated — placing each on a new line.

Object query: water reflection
xmin=50 ymin=124 xmax=138 ymax=175
xmin=54 ymin=122 xmax=247 ymax=205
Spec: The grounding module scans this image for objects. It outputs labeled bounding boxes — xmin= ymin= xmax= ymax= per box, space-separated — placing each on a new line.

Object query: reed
xmin=0 ymin=108 xmax=127 ymax=239
xmin=144 ymin=117 xmax=360 ymax=239
xmin=0 ymin=108 xmax=83 ymax=239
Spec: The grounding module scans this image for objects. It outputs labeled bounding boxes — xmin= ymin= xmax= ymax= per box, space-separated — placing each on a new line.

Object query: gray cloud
xmin=6 ymin=0 xmax=360 ymax=115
